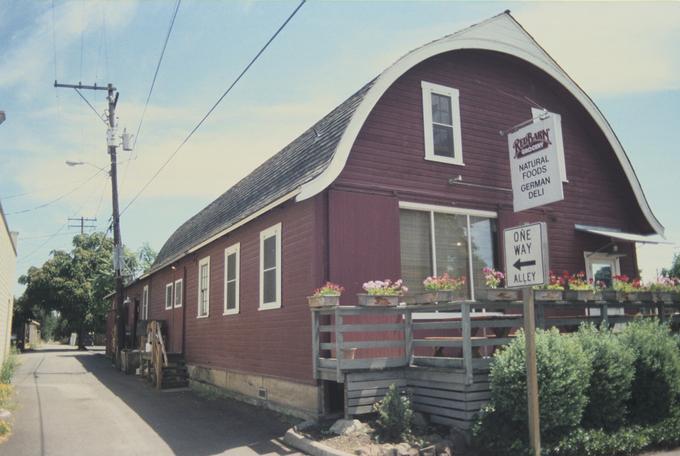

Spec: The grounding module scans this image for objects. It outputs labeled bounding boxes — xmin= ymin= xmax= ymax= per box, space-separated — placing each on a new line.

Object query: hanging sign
xmin=503 ymin=222 xmax=549 ymax=288
xmin=508 ymin=114 xmax=564 ymax=212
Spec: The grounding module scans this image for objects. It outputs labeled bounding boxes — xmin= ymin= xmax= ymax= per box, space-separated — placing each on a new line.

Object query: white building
xmin=0 ymin=203 xmax=17 ymax=365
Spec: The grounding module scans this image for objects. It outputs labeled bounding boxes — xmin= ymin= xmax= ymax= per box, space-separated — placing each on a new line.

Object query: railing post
xmin=600 ymin=302 xmax=609 ymax=329
xmin=335 ymin=307 xmax=343 ymax=382
xmin=404 ymin=309 xmax=413 ymax=367
xmin=659 ymin=302 xmax=666 ymax=323
xmin=461 ymin=302 xmax=473 ymax=385
xmin=311 ymin=309 xmax=319 ymax=380
xmin=536 ymin=299 xmax=545 ymax=329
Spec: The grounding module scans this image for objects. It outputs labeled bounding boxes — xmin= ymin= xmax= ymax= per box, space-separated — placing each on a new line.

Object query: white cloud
xmin=0 ymin=0 xmax=138 ymax=96
xmin=515 ymin=3 xmax=680 ymax=94
xmin=8 ymin=96 xmax=335 ymax=207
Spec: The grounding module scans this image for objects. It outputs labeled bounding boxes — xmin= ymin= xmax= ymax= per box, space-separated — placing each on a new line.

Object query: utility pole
xmin=55 ymin=81 xmax=125 ymax=361
xmin=68 ymin=217 xmax=97 ymax=234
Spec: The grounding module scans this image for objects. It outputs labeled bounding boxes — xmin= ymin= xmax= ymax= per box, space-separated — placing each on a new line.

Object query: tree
xmin=135 ymin=242 xmax=157 ymax=277
xmin=662 ymin=253 xmax=680 ymax=278
xmin=18 ymin=232 xmax=136 ymax=349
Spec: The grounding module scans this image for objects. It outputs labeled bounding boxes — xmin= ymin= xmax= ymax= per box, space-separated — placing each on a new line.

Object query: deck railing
xmin=311 ymin=295 xmax=680 ymax=385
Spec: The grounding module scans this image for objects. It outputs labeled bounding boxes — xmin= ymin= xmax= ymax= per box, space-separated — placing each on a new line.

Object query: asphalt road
xmin=1 ymin=345 xmax=302 ymax=456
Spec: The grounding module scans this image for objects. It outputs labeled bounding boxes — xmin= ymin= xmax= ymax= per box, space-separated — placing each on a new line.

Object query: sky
xmin=1 ymin=0 xmax=679 ymax=295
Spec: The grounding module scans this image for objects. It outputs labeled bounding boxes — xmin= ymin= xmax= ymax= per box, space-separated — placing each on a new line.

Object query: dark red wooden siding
xmin=328 ymin=189 xmax=401 ymax=305
xmin=143 ymin=195 xmax=324 ymax=385
xmin=333 ymin=49 xmax=649 ymax=280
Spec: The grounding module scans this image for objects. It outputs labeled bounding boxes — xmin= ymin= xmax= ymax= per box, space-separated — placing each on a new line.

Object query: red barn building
xmin=111 ymin=12 xmax=664 ymax=420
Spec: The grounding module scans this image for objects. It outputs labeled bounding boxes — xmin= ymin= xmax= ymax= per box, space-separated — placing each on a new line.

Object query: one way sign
xmin=503 ymin=222 xmax=549 ymax=289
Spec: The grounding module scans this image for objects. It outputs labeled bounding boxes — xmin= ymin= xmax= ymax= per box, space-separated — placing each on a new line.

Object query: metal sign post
xmin=504 ymin=222 xmax=549 ymax=456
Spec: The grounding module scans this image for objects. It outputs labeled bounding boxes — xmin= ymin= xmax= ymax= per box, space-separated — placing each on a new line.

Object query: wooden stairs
xmin=149 ymin=353 xmax=189 ymax=389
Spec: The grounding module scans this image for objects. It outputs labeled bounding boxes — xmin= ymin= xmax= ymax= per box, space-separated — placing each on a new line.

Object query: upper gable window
xmin=421 ymin=81 xmax=463 ymax=166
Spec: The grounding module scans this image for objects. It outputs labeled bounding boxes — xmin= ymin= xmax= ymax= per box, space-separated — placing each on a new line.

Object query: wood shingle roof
xmin=152 ymin=80 xmax=375 ymax=272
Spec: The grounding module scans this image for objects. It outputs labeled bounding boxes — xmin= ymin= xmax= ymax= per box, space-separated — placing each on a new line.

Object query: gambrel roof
xmin=153 ymin=80 xmax=375 ymax=269
xmin=150 ymin=11 xmax=663 ymax=275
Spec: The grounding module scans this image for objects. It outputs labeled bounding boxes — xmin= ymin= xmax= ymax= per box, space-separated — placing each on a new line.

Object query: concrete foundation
xmin=186 ymin=364 xmax=320 ymax=420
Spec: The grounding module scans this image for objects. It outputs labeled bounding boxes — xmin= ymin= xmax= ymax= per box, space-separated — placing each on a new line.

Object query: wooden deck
xmin=311 ymin=295 xmax=680 ymax=429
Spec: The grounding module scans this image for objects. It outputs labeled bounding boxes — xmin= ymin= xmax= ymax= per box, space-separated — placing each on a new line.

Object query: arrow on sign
xmin=513 ymin=259 xmax=537 ymax=271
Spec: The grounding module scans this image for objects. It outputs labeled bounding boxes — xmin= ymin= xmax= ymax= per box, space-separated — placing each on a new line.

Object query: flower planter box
xmin=483 ymin=289 xmax=521 ymax=301
xmin=307 ymin=295 xmax=340 ymax=308
xmin=411 ymin=290 xmax=458 ymax=304
xmin=534 ymin=290 xmax=564 ymax=301
xmin=357 ymin=293 xmax=399 ymax=307
xmin=602 ymin=291 xmax=653 ymax=302
xmin=654 ymin=292 xmax=680 ymax=304
xmin=564 ymin=290 xmax=602 ymax=302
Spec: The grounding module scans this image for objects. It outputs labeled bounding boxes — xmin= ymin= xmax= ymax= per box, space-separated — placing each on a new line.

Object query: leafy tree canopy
xmin=662 ymin=254 xmax=680 ymax=278
xmin=134 ymin=242 xmax=157 ymax=277
xmin=17 ymin=232 xmax=142 ymax=348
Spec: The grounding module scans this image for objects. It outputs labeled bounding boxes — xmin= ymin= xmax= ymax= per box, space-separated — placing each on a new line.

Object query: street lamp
xmin=65 ymin=160 xmax=109 ymax=174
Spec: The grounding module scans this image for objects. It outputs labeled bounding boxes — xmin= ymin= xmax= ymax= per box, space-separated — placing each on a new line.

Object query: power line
xmin=120 ymin=0 xmax=306 ymax=217
xmin=5 ymin=169 xmax=106 ymax=215
xmin=16 ymin=185 xmax=103 ymax=265
xmin=74 ymin=87 xmax=108 ymax=125
xmin=121 ymin=0 xmax=182 ymax=187
xmin=94 ymin=177 xmax=109 ymax=219
xmin=1 ymin=173 xmax=105 ymax=200
xmin=79 ymin=0 xmax=84 ymax=81
xmin=133 ymin=0 xmax=181 ymax=152
xmin=18 ymin=232 xmax=75 ymax=242
xmin=51 ymin=0 xmax=61 ymax=110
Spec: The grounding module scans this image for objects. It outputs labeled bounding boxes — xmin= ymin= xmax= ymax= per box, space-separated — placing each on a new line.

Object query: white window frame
xmin=259 ymin=223 xmax=282 ymax=310
xmin=399 ymin=201 xmax=498 ymax=301
xmin=197 ymin=256 xmax=210 ymax=318
xmin=174 ymin=279 xmax=183 ymax=308
xmin=142 ymin=285 xmax=149 ymax=320
xmin=584 ymin=252 xmax=622 ymax=316
xmin=422 ymin=81 xmax=464 ymax=166
xmin=165 ymin=283 xmax=173 ymax=310
xmin=531 ymin=107 xmax=568 ymax=182
xmin=584 ymin=252 xmax=621 ymax=283
xmin=223 ymin=243 xmax=240 ymax=315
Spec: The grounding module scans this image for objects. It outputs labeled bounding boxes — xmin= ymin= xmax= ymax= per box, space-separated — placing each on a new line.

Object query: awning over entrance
xmin=575 ymin=224 xmax=672 ymax=245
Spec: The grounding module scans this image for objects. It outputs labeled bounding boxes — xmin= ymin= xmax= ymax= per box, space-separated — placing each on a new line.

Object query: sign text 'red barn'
xmin=508 ymin=114 xmax=564 ymax=212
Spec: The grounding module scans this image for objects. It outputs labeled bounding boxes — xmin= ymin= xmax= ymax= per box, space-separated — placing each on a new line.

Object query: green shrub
xmin=620 ymin=319 xmax=680 ymax=424
xmin=373 ymin=383 xmax=413 ymax=441
xmin=642 ymin=409 xmax=680 ymax=448
xmin=547 ymin=410 xmax=680 ymax=456
xmin=472 ymin=328 xmax=591 ymax=453
xmin=576 ymin=324 xmax=635 ymax=430
xmin=547 ymin=426 xmax=650 ymax=456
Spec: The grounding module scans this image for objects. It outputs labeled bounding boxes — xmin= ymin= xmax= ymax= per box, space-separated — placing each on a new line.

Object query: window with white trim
xmin=259 ymin=223 xmax=282 ymax=310
xmin=141 ymin=285 xmax=149 ymax=320
xmin=174 ymin=279 xmax=183 ymax=308
xmin=224 ymin=243 xmax=240 ymax=315
xmin=165 ymin=283 xmax=173 ymax=310
xmin=399 ymin=202 xmax=497 ymax=299
xmin=422 ymin=81 xmax=463 ymax=165
xmin=197 ymin=257 xmax=210 ymax=318
xmin=531 ymin=107 xmax=567 ymax=182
